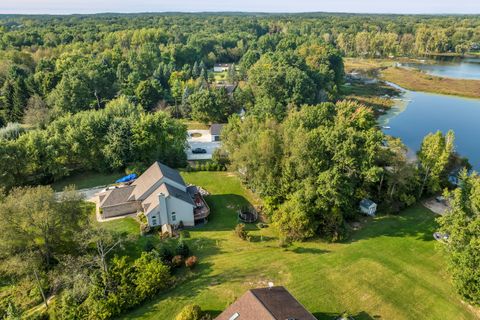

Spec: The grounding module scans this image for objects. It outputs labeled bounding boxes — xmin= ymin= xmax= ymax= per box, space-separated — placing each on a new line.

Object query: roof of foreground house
xmin=216 ymin=286 xmax=317 ymax=320
xmin=128 ymin=162 xmax=186 ymax=201
xmin=142 ymin=182 xmax=195 ymax=214
xmin=99 ymin=185 xmax=135 ymax=208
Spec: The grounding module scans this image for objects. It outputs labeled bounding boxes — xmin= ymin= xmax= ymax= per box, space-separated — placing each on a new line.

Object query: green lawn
xmin=52 ymin=171 xmax=123 ymax=191
xmin=113 ymin=171 xmax=477 ymax=320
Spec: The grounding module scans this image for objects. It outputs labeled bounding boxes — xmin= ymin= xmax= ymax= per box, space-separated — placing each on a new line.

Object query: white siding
xmin=166 ymin=196 xmax=195 ymax=226
xmin=145 ymin=196 xmax=195 ymax=227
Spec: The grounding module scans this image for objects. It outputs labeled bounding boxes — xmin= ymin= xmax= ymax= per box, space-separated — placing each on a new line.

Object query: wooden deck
xmin=194 ymin=195 xmax=210 ymax=220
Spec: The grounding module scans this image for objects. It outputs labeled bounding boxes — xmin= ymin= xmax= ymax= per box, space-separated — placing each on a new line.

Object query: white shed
xmin=360 ymin=199 xmax=377 ymax=216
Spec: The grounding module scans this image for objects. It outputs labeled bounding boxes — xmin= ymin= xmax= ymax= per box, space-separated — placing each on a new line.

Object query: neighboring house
xmin=216 ymin=286 xmax=317 ymax=320
xmin=98 ymin=162 xmax=209 ymax=227
xmin=210 ymin=123 xmax=225 ymax=142
xmin=215 ymin=83 xmax=237 ymax=96
xmin=214 ymin=63 xmax=232 ymax=72
xmin=359 ymin=199 xmax=377 ymax=216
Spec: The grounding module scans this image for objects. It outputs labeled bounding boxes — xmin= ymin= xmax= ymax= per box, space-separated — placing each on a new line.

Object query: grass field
xmin=180 ymin=120 xmax=210 ymax=130
xmin=107 ymin=171 xmax=479 ymax=320
xmin=344 ymin=58 xmax=480 ymax=99
xmin=380 ymin=67 xmax=480 ymax=99
xmin=52 ymin=171 xmax=123 ymax=191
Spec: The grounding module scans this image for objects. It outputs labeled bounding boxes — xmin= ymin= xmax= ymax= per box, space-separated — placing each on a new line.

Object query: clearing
xmin=99 ymin=171 xmax=479 ymax=320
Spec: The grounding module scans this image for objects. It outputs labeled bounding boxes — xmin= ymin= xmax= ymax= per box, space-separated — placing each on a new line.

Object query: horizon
xmin=1 ymin=0 xmax=480 ymax=15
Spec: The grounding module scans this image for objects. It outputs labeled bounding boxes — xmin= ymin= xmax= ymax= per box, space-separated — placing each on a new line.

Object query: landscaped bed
xmin=114 ymin=171 xmax=477 ymax=320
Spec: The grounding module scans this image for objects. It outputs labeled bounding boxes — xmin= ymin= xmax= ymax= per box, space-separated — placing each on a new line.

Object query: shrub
xmin=180 ymin=230 xmax=190 ymax=238
xmin=158 ymin=247 xmax=174 ymax=264
xmin=178 ymin=220 xmax=185 ymax=229
xmin=257 ymin=222 xmax=268 ymax=229
xmin=137 ymin=212 xmax=147 ymax=224
xmin=143 ymin=239 xmax=155 ymax=252
xmin=212 ymin=148 xmax=229 ymax=169
xmin=235 ymin=223 xmax=248 ymax=240
xmin=185 ymin=256 xmax=198 ymax=268
xmin=140 ymin=223 xmax=151 ymax=235
xmin=175 ymin=239 xmax=190 ymax=257
xmin=171 ymin=255 xmax=183 ymax=267
xmin=175 ymin=304 xmax=202 ymax=320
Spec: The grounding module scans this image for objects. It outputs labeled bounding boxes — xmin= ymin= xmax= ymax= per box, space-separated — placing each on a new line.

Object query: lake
xmin=379 ymin=82 xmax=480 ymax=170
xmin=402 ymin=57 xmax=480 ymax=80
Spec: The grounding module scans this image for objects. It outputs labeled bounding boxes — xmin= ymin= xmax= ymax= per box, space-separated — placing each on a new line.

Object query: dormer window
xmin=229 ymin=313 xmax=239 ymax=320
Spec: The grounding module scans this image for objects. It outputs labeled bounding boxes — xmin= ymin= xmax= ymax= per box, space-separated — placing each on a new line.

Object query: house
xmin=214 ymin=63 xmax=232 ymax=72
xmin=98 ymin=162 xmax=209 ymax=227
xmin=359 ymin=199 xmax=377 ymax=216
xmin=210 ymin=123 xmax=225 ymax=142
xmin=215 ymin=83 xmax=237 ymax=96
xmin=216 ymin=286 xmax=317 ymax=320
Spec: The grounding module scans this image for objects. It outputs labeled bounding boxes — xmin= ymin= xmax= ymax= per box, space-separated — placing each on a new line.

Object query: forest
xmin=0 ymin=13 xmax=479 ymax=319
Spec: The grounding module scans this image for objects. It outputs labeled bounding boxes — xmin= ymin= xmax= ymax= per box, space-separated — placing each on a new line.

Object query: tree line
xmin=222 ymin=103 xmax=458 ymax=242
xmin=0 ymin=96 xmax=187 ymax=189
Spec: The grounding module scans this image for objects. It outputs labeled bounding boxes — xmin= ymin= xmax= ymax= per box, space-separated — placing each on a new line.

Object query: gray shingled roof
xmin=142 ymin=182 xmax=194 ymax=214
xmin=210 ymin=123 xmax=225 ymax=136
xmin=128 ymin=162 xmax=186 ymax=201
xmin=99 ymin=186 xmax=135 ymax=208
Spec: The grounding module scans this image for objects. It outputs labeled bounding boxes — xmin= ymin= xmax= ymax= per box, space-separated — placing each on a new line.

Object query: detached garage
xmin=210 ymin=123 xmax=225 ymax=142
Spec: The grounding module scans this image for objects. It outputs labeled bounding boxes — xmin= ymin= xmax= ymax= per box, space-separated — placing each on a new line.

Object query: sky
xmin=0 ymin=0 xmax=479 ymax=15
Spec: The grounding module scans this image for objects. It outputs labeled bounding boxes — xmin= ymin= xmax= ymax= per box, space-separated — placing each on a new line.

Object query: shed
xmin=360 ymin=199 xmax=377 ymax=216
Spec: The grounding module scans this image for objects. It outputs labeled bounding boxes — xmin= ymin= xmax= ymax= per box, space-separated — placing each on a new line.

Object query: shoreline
xmin=380 ymin=67 xmax=480 ymax=99
xmin=344 ymin=58 xmax=480 ymax=99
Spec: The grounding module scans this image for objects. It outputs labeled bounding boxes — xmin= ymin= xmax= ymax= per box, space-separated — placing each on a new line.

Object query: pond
xmin=379 ymin=82 xmax=480 ymax=170
xmin=402 ymin=57 xmax=480 ymax=80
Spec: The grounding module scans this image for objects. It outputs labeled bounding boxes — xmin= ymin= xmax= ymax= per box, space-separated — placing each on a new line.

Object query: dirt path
xmin=423 ymin=198 xmax=449 ymax=215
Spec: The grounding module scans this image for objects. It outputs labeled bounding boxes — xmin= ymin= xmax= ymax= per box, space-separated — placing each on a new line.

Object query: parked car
xmin=192 ymin=148 xmax=207 ymax=154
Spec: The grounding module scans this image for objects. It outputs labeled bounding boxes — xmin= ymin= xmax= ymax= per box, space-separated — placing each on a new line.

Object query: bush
xmin=212 ymin=148 xmax=229 ymax=169
xmin=180 ymin=230 xmax=190 ymax=238
xmin=175 ymin=304 xmax=202 ymax=320
xmin=140 ymin=223 xmax=151 ymax=235
xmin=143 ymin=239 xmax=155 ymax=252
xmin=171 ymin=255 xmax=183 ymax=267
xmin=257 ymin=222 xmax=268 ymax=229
xmin=185 ymin=256 xmax=198 ymax=268
xmin=137 ymin=212 xmax=147 ymax=224
xmin=235 ymin=223 xmax=248 ymax=240
xmin=158 ymin=247 xmax=174 ymax=264
xmin=175 ymin=239 xmax=190 ymax=258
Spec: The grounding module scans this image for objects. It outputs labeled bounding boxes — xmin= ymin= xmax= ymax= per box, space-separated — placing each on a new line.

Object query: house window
xmin=171 ymin=212 xmax=176 ymax=222
xmin=151 ymin=215 xmax=157 ymax=226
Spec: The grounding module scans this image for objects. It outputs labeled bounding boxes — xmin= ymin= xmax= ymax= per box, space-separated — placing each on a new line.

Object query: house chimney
xmin=158 ymin=192 xmax=168 ymax=226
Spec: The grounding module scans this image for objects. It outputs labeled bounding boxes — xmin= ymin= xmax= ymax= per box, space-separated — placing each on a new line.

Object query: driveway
xmin=423 ymin=198 xmax=449 ymax=215
xmin=56 ymin=186 xmax=104 ymax=202
xmin=187 ymin=130 xmax=221 ymax=160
